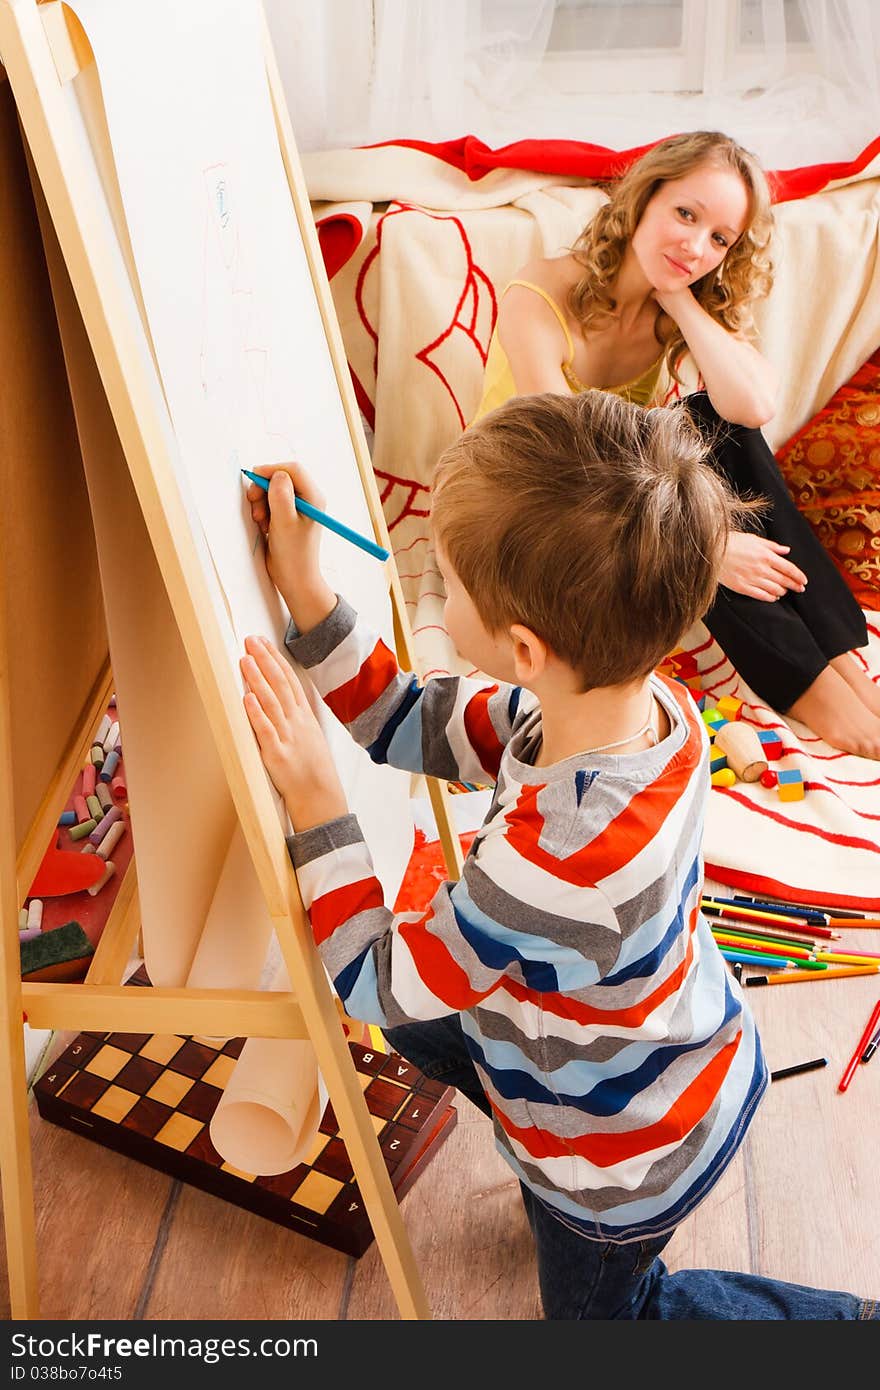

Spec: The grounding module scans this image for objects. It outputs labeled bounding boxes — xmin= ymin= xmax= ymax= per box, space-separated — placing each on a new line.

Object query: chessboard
xmin=34 ymin=1023 xmax=457 ymax=1258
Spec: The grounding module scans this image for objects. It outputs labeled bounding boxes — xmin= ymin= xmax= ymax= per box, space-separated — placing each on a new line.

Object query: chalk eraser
xmin=20 ymin=920 xmax=94 ymax=983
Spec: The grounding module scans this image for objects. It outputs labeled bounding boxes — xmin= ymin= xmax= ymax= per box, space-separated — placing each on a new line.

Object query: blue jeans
xmin=383 ymin=1015 xmax=877 ymax=1321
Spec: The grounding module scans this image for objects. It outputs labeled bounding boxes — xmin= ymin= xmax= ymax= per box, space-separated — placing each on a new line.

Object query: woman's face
xmin=631 ymin=162 xmax=750 ymax=292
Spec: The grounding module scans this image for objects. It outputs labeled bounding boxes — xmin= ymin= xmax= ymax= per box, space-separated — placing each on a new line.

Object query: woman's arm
xmin=655 ymin=286 xmax=778 ymax=428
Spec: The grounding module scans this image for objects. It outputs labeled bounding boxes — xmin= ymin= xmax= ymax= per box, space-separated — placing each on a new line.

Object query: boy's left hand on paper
xmin=241 ymin=635 xmax=348 ymax=831
xmin=246 ymin=462 xmax=336 ymax=633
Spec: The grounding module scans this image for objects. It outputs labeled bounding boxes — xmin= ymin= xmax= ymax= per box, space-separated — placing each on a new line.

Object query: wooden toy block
xmin=713 ymin=722 xmax=768 ymax=782
xmin=711 ymin=768 xmax=737 ymax=788
xmin=777 ymin=768 xmax=805 ymax=802
xmin=709 ymin=750 xmax=728 ymax=774
xmin=757 ymin=729 xmax=783 ymax=760
xmin=716 ymin=696 xmax=743 ymax=721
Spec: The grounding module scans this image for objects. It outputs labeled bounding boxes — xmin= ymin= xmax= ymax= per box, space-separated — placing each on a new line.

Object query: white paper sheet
xmin=63 ymin=0 xmax=413 ymax=1169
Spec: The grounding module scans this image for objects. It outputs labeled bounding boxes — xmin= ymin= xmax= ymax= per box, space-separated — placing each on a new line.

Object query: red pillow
xmin=776 ymin=348 xmax=880 ymax=610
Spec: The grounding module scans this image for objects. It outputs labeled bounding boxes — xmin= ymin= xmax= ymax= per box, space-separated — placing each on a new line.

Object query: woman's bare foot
xmin=830 ymin=653 xmax=880 ymax=720
xmin=787 ymin=665 xmax=880 ymax=759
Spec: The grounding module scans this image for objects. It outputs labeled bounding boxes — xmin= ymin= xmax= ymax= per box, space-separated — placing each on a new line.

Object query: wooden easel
xmin=0 ymin=0 xmax=463 ymax=1321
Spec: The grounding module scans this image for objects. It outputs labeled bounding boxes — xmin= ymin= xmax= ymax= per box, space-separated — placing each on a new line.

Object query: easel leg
xmin=0 ymin=611 xmax=40 ymax=1316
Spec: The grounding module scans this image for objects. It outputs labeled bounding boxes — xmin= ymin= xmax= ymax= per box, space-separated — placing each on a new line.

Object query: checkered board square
xmin=34 ymin=1025 xmax=457 ymax=1258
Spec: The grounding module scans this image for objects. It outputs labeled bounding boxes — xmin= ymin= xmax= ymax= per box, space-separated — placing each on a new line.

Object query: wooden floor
xmin=3 ymin=881 xmax=880 ymax=1320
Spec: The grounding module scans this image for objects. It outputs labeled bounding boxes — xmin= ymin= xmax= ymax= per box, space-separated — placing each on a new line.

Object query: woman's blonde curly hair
xmin=568 ymin=131 xmax=774 ymax=384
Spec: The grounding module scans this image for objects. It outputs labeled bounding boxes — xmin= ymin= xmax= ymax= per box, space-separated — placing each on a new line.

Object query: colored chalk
xmin=26 ymin=899 xmax=43 ymax=931
xmin=18 ymin=909 xmax=28 ymax=931
xmin=69 ymin=818 xmax=97 ymax=841
xmin=89 ymin=806 xmax=122 ymax=846
xmin=96 ymin=820 xmax=126 ymax=860
xmin=99 ymin=749 xmax=120 ymax=783
xmin=90 ymin=745 xmax=105 ymax=766
xmin=95 ymin=714 xmax=112 ymax=745
xmin=102 ymin=720 xmax=120 ymax=755
xmin=82 ymin=763 xmax=97 ymax=798
xmin=18 ymin=927 xmax=42 ymax=943
xmin=58 ymin=810 xmax=77 ymax=827
xmin=95 ymin=783 xmax=113 ymax=814
xmin=80 ymin=843 xmax=96 ymax=855
xmin=111 ymin=774 xmax=127 ymax=799
xmin=73 ymin=794 xmax=90 ymax=824
xmin=86 ymin=860 xmax=115 ymax=897
xmin=85 ymin=794 xmax=103 ymax=822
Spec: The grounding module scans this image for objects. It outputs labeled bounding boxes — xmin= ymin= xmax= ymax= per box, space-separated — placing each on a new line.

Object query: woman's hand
xmin=245 ymin=462 xmax=336 ymax=632
xmin=241 ymin=635 xmax=348 ymax=831
xmin=719 ymin=532 xmax=808 ymax=601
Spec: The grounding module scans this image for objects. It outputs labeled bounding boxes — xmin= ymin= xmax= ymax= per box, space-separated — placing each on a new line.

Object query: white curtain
xmin=264 ymin=0 xmax=880 ymax=168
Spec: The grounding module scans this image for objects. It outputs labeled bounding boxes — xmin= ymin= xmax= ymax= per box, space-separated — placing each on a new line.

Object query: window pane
xmin=547 ymin=1 xmax=684 ymax=52
xmin=739 ymin=0 xmax=809 ymax=46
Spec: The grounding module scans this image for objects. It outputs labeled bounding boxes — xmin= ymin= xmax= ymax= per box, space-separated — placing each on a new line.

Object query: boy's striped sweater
xmin=285 ymin=598 xmax=768 ymax=1241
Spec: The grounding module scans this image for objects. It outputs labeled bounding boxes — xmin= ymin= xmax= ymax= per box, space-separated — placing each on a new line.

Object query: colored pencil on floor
xmin=838 ymin=999 xmax=880 ymax=1093
xmin=746 ymin=965 xmax=879 ymax=987
xmin=770 ymin=1057 xmax=828 ymax=1082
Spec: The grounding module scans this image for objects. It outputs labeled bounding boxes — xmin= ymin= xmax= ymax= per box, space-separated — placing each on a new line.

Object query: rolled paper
xmin=69 ymin=818 xmax=97 ymax=842
xmin=102 ymin=720 xmax=120 ymax=754
xmin=57 ymin=810 xmax=77 ymax=827
xmin=73 ymin=794 xmax=91 ymax=824
xmin=82 ymin=764 xmax=97 ymax=798
xmin=209 ymin=1036 xmax=328 ymax=1176
xmin=89 ymin=805 xmax=123 ymax=846
xmin=86 ymin=794 xmax=103 ymax=821
xmin=99 ymin=749 xmax=120 ymax=783
xmin=95 ymin=713 xmax=112 ymax=745
xmin=87 ymin=860 xmax=116 ymax=897
xmin=713 ymin=722 xmax=768 ymax=782
xmin=95 ymin=783 xmax=114 ymax=814
xmin=26 ymin=899 xmax=43 ymax=930
xmin=96 ymin=819 xmax=126 ymax=860
xmin=111 ymin=774 xmax=127 ymax=799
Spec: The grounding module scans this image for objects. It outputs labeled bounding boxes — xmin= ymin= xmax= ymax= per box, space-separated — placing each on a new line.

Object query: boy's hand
xmin=246 ymin=463 xmax=336 ymax=633
xmin=241 ymin=635 xmax=348 ymax=831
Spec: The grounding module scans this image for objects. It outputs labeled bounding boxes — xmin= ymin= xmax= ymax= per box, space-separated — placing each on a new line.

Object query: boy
xmin=241 ymin=390 xmax=874 ymax=1320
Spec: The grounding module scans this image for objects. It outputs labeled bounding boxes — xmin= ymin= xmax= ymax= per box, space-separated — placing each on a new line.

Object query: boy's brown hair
xmin=432 ymin=390 xmax=753 ymax=691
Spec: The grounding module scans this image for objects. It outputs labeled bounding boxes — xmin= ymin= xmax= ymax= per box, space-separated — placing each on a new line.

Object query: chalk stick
xmin=69 ymin=818 xmax=97 ymax=842
xmin=82 ymin=763 xmax=97 ymax=798
xmin=95 ymin=714 xmax=112 ymax=745
xmin=57 ymin=810 xmax=77 ymax=827
xmin=18 ymin=927 xmax=42 ymax=943
xmin=86 ymin=794 xmax=103 ymax=822
xmin=99 ymin=749 xmax=120 ymax=783
xmin=86 ymin=860 xmax=115 ymax=897
xmin=111 ymin=774 xmax=127 ymax=799
xmin=90 ymin=744 xmax=105 ymax=766
xmin=73 ymin=794 xmax=90 ymax=824
xmin=18 ymin=909 xmax=29 ymax=931
xmin=26 ymin=899 xmax=43 ymax=931
xmin=102 ymin=721 xmax=120 ymax=755
xmin=96 ymin=820 xmax=126 ymax=860
xmin=89 ymin=806 xmax=122 ymax=846
xmin=95 ymin=783 xmax=113 ymax=814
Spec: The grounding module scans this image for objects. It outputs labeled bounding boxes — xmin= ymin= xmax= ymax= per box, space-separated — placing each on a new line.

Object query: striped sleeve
xmin=285 ymin=596 xmax=514 ymax=784
xmin=287 ymin=812 xmax=616 ymax=1029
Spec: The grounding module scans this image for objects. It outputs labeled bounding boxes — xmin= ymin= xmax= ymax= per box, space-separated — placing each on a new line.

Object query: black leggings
xmin=681 ymin=392 xmax=868 ymax=713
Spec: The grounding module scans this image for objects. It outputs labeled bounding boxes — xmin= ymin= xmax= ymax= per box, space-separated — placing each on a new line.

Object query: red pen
xmin=838 ymin=998 xmax=880 ymax=1093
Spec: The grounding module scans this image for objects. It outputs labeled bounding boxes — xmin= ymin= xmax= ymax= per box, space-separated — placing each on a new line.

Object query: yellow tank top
xmin=472 ymin=279 xmax=664 ymax=423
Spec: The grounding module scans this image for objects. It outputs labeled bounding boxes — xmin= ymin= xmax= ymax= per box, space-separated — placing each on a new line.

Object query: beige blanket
xmin=305 ymin=147 xmax=880 ymax=905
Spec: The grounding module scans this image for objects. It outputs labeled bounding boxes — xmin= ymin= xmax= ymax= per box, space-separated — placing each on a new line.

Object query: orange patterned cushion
xmin=776 ymin=348 xmax=880 ymax=609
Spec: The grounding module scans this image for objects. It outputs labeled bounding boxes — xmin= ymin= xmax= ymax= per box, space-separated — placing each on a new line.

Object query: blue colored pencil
xmin=241 ymin=468 xmax=389 ymax=563
xmin=728 ymin=895 xmax=830 ymax=926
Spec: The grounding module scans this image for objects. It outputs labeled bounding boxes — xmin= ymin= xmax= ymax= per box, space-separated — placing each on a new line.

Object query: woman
xmin=473 ymin=131 xmax=879 ymax=758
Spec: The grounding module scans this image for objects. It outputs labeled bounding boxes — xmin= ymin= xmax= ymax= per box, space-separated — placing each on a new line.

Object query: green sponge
xmin=20 ymin=920 xmax=94 ymax=982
